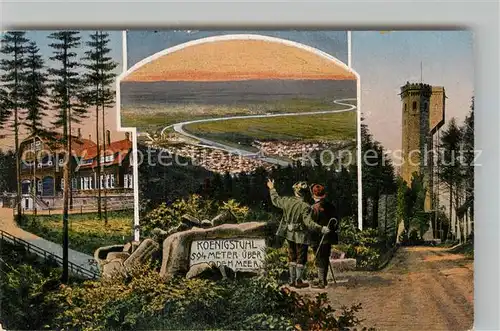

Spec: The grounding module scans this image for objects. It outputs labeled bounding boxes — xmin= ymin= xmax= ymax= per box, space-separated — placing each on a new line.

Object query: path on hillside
xmin=158 ymin=98 xmax=357 ymax=166
xmin=0 ymin=208 xmax=96 ymax=276
xmin=299 ymin=246 xmax=474 ymax=331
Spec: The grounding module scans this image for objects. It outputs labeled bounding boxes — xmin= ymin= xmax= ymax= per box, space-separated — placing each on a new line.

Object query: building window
xmin=100 ymin=175 xmax=104 ymax=189
xmin=404 ymin=103 xmax=407 ymax=112
xmin=124 ymin=174 xmax=133 ymax=189
xmin=72 ymin=178 xmax=77 ymax=190
xmin=412 ymin=101 xmax=417 ymax=111
xmin=80 ymin=177 xmax=84 ymax=190
xmin=110 ymin=174 xmax=115 ymax=188
xmin=37 ymin=180 xmax=42 ymax=193
xmin=89 ymin=177 xmax=93 ymax=190
xmin=84 ymin=177 xmax=88 ymax=190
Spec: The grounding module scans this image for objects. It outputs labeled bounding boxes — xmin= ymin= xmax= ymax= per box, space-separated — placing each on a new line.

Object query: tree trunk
xmin=96 ymin=104 xmax=102 ymax=220
xmin=102 ymin=105 xmax=108 ymax=225
xmin=13 ymin=46 xmax=22 ymax=220
xmin=61 ymin=35 xmax=69 ymax=283
xmin=33 ymin=137 xmax=37 ymax=216
xmin=447 ymin=183 xmax=453 ymax=241
xmin=372 ymin=191 xmax=380 ymax=230
xmin=61 ymin=142 xmax=70 ymax=283
xmin=362 ymin=195 xmax=368 ymax=229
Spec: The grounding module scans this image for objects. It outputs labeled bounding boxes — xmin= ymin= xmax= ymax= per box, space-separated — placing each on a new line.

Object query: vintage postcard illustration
xmin=0 ymin=29 xmax=473 ymax=331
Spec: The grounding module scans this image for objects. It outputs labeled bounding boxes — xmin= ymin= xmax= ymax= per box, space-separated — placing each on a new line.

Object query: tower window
xmin=412 ymin=101 xmax=417 ymax=110
xmin=404 ymin=103 xmax=407 ymax=112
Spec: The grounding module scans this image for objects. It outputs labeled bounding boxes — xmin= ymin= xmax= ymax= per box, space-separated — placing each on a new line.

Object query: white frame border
xmin=117 ymin=32 xmax=363 ymax=239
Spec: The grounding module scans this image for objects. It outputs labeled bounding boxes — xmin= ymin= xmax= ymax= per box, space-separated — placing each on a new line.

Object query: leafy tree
xmin=48 ymin=30 xmax=85 ymax=283
xmin=0 ymin=31 xmax=29 ymax=218
xmin=396 ymin=172 xmax=427 ymax=243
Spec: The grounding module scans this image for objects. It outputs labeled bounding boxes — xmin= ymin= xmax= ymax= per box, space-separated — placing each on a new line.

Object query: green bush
xmin=141 ymin=194 xmax=254 ymax=235
xmin=336 ymin=217 xmax=390 ymax=270
xmin=0 ymin=240 xmax=80 ymax=331
xmin=44 ymin=262 xmax=367 ymax=331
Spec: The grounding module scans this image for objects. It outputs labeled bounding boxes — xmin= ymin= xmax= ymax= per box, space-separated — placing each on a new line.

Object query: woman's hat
xmin=310 ymin=183 xmax=326 ymax=199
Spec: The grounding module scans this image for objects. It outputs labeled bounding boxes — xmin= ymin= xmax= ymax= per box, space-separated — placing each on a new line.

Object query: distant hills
xmin=123 ymin=39 xmax=355 ymax=82
xmin=126 ymin=30 xmax=348 ymax=68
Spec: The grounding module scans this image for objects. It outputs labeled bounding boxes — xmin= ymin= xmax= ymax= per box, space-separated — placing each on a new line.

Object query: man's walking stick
xmin=314 ymin=217 xmax=337 ymax=284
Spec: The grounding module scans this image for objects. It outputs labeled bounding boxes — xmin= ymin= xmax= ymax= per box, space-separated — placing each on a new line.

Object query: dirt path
xmin=299 ymin=246 xmax=474 ymax=331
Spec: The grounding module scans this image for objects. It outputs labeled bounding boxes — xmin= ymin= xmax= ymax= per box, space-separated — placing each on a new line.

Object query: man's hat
xmin=310 ymin=183 xmax=326 ymax=199
xmin=293 ymin=181 xmax=308 ymax=196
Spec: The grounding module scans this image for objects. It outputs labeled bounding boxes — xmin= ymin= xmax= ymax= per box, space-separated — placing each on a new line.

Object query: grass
xmin=449 ymin=241 xmax=474 ymax=259
xmin=121 ymin=97 xmax=347 ymax=133
xmin=183 ymin=111 xmax=357 ymax=145
xmin=19 ymin=211 xmax=133 ymax=256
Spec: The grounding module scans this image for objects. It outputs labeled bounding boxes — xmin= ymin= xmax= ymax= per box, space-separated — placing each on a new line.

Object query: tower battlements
xmin=400 ymin=82 xmax=433 ymax=99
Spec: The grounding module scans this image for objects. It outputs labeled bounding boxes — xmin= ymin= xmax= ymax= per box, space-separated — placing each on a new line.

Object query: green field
xmin=121 ymin=98 xmax=345 ymax=133
xmin=183 ymin=111 xmax=357 ymax=146
xmin=20 ymin=211 xmax=133 ymax=255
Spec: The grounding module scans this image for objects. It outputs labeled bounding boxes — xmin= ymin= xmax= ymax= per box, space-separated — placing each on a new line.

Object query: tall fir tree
xmin=463 ymin=97 xmax=474 ymax=228
xmin=82 ymin=31 xmax=104 ymax=220
xmin=0 ymin=31 xmax=29 ymax=219
xmin=48 ymin=30 xmax=85 ymax=283
xmin=23 ymin=42 xmax=49 ymax=137
xmin=437 ymin=118 xmax=463 ymax=240
xmin=82 ymin=31 xmax=118 ymax=223
xmin=98 ymin=31 xmax=118 ymax=224
xmin=0 ymin=87 xmax=12 ymax=128
xmin=22 ymin=41 xmax=49 ymax=215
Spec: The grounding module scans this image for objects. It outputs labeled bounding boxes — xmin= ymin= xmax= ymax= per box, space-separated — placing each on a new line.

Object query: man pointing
xmin=267 ymin=179 xmax=330 ymax=288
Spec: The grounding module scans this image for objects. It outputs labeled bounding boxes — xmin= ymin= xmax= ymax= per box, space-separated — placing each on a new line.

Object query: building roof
xmin=79 ymin=138 xmax=133 ymax=169
xmin=21 ymin=134 xmax=132 ymax=168
xmin=22 ymin=134 xmax=97 ymax=157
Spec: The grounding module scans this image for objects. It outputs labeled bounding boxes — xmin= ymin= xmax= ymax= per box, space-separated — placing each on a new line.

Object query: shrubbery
xmin=141 ymin=194 xmax=252 ymax=235
xmin=43 ymin=262 xmax=367 ymax=331
xmin=336 ymin=217 xmax=394 ymax=270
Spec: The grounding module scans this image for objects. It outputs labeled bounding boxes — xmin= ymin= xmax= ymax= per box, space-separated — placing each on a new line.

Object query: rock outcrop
xmin=159 ymin=222 xmax=269 ymax=279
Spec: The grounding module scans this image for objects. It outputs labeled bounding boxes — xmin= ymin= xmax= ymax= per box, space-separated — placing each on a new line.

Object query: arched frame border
xmin=116 ymin=32 xmax=363 ymax=241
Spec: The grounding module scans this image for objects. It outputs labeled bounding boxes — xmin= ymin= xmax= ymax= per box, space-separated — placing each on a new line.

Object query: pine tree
xmin=48 ymin=31 xmax=85 ymax=283
xmin=0 ymin=88 xmax=12 ymax=128
xmin=0 ymin=31 xmax=29 ymax=219
xmin=82 ymin=31 xmax=118 ymax=223
xmin=437 ymin=118 xmax=463 ymax=241
xmin=98 ymin=31 xmax=118 ymax=224
xmin=82 ymin=31 xmax=104 ymax=220
xmin=22 ymin=41 xmax=49 ymax=215
xmin=460 ymin=97 xmax=474 ymax=239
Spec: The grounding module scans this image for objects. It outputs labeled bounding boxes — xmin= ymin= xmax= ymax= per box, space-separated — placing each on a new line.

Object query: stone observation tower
xmin=399 ymin=82 xmax=446 ymax=240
